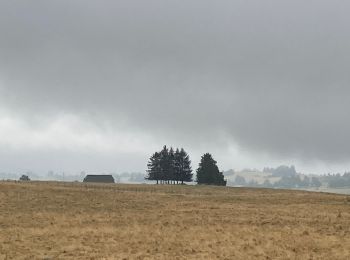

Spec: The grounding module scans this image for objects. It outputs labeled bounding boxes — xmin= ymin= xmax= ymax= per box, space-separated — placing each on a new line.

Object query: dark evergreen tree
xmin=174 ymin=148 xmax=181 ymax=183
xmin=168 ymin=147 xmax=176 ymax=184
xmin=146 ymin=152 xmax=161 ymax=184
xmin=179 ymin=148 xmax=193 ymax=184
xmin=159 ymin=145 xmax=171 ymax=184
xmin=196 ymin=153 xmax=226 ymax=186
xmin=174 ymin=148 xmax=193 ymax=184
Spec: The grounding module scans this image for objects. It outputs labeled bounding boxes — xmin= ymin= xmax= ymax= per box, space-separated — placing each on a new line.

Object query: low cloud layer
xmin=1 ymin=1 xmax=350 ymax=173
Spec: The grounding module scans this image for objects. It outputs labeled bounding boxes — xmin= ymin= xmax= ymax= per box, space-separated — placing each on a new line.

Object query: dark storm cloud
xmin=1 ymin=0 xmax=350 ymax=165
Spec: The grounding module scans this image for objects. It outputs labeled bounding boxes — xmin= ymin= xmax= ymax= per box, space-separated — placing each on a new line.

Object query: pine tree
xmin=168 ymin=147 xmax=176 ymax=184
xmin=196 ymin=153 xmax=226 ymax=186
xmin=177 ymin=148 xmax=193 ymax=184
xmin=146 ymin=152 xmax=161 ymax=184
xmin=174 ymin=148 xmax=181 ymax=184
xmin=159 ymin=145 xmax=170 ymax=184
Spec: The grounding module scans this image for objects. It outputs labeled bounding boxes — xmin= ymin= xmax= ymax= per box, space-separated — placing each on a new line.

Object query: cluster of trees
xmin=19 ymin=175 xmax=30 ymax=181
xmin=225 ymin=167 xmax=350 ymax=189
xmin=146 ymin=146 xmax=193 ymax=184
xmin=263 ymin=165 xmax=297 ymax=177
xmin=228 ymin=174 xmax=322 ymax=188
xmin=321 ymin=173 xmax=350 ymax=188
xmin=146 ymin=147 xmax=226 ymax=186
xmin=273 ymin=175 xmax=321 ymax=188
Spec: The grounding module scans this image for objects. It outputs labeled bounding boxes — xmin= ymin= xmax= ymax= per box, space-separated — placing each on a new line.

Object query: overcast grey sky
xmin=0 ymin=0 xmax=350 ymax=174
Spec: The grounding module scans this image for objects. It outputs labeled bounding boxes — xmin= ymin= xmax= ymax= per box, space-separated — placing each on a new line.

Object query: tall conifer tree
xmin=196 ymin=153 xmax=226 ymax=186
xmin=146 ymin=152 xmax=161 ymax=184
xmin=178 ymin=148 xmax=193 ymax=184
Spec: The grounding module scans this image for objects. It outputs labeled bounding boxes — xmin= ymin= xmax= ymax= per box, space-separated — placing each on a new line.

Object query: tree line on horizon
xmin=146 ymin=145 xmax=226 ymax=186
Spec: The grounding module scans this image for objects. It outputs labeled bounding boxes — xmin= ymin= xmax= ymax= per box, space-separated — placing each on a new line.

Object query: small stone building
xmin=83 ymin=175 xmax=115 ymax=183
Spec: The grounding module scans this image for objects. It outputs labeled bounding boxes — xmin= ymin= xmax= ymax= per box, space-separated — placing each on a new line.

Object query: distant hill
xmin=224 ymin=169 xmax=281 ymax=187
xmin=224 ymin=166 xmax=350 ymax=192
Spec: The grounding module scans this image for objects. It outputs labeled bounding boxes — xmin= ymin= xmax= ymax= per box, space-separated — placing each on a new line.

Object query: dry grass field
xmin=0 ymin=181 xmax=350 ymax=259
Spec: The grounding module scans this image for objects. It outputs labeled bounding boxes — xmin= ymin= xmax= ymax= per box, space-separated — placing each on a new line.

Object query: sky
xmin=1 ymin=0 xmax=350 ymax=175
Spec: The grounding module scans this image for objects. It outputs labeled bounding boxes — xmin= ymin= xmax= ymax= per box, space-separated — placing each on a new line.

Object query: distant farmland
xmin=0 ymin=181 xmax=349 ymax=259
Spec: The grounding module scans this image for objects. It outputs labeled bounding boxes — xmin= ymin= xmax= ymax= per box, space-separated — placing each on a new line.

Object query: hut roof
xmin=83 ymin=175 xmax=115 ymax=183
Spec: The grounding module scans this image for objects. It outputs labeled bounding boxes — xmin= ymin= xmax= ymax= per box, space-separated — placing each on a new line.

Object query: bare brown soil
xmin=0 ymin=181 xmax=349 ymax=259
